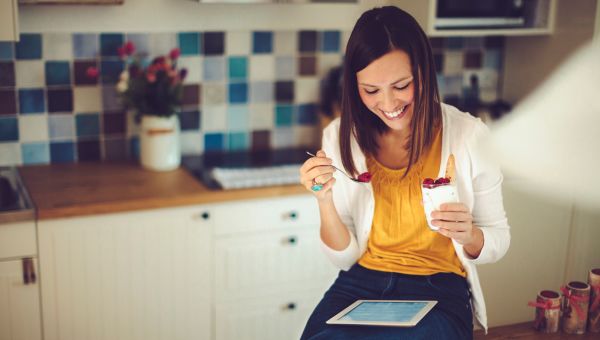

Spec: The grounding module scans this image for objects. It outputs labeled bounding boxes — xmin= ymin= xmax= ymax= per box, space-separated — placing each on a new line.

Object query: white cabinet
xmin=0 ymin=0 xmax=19 ymax=41
xmin=212 ymin=195 xmax=338 ymax=340
xmin=37 ymin=205 xmax=213 ymax=340
xmin=0 ymin=220 xmax=42 ymax=340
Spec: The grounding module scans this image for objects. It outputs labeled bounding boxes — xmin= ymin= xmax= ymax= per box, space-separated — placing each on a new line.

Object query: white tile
xmin=317 ymin=54 xmax=343 ymax=76
xmin=249 ymin=55 xmax=275 ymax=81
xmin=249 ymin=103 xmax=274 ymax=130
xmin=275 ymin=56 xmax=296 ymax=80
xmin=201 ymin=105 xmax=227 ymax=132
xmin=180 ymin=131 xmax=204 ymax=155
xmin=271 ymin=127 xmax=294 ymax=148
xmin=19 ymin=115 xmax=48 ymax=142
xmin=73 ymin=87 xmax=102 ymax=113
xmin=341 ymin=31 xmax=352 ymax=54
xmin=15 ymin=61 xmax=45 ymax=88
xmin=202 ymin=83 xmax=226 ymax=106
xmin=294 ymin=77 xmax=319 ymax=104
xmin=48 ymin=114 xmax=75 ymax=140
xmin=226 ymin=31 xmax=251 ymax=55
xmin=177 ymin=56 xmax=202 ymax=84
xmin=0 ymin=143 xmax=21 ymax=166
xmin=443 ymin=51 xmax=464 ymax=76
xmin=150 ymin=33 xmax=177 ymax=57
xmin=274 ymin=31 xmax=297 ymax=55
xmin=43 ymin=33 xmax=73 ymax=60
xmin=249 ymin=81 xmax=273 ymax=103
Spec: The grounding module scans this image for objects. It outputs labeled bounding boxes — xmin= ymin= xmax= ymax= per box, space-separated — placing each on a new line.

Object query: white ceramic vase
xmin=140 ymin=115 xmax=181 ymax=171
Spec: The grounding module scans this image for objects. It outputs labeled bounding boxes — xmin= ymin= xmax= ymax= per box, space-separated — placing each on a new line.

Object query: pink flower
xmin=117 ymin=46 xmax=126 ymax=59
xmin=169 ymin=48 xmax=181 ymax=60
xmin=146 ymin=72 xmax=156 ymax=83
xmin=124 ymin=41 xmax=135 ymax=55
xmin=86 ymin=66 xmax=99 ymax=79
xmin=152 ymin=56 xmax=166 ymax=65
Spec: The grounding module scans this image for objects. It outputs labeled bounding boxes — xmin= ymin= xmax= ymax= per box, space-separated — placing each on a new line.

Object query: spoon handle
xmin=305 ymin=151 xmax=356 ymax=181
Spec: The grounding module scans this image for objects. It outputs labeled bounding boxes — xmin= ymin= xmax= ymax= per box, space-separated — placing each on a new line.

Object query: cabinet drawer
xmin=0 ymin=220 xmax=37 ymax=259
xmin=212 ymin=195 xmax=319 ymax=236
xmin=215 ymin=291 xmax=324 ymax=340
xmin=215 ymin=227 xmax=338 ymax=300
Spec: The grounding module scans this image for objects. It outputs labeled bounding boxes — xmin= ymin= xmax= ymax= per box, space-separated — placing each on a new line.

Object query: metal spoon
xmin=305 ymin=151 xmax=370 ymax=183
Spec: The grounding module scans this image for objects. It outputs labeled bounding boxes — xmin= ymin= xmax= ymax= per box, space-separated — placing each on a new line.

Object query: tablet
xmin=326 ymin=300 xmax=437 ymax=327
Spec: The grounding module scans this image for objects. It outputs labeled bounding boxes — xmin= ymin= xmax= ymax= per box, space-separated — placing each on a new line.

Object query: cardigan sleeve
xmin=464 ymin=120 xmax=511 ymax=265
xmin=318 ymin=120 xmax=361 ymax=270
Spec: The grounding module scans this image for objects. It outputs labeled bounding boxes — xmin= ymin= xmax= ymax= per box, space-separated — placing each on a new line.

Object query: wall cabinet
xmin=0 ymin=0 xmax=19 ymax=41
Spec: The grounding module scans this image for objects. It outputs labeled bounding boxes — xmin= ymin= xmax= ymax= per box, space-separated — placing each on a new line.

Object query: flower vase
xmin=140 ymin=115 xmax=181 ymax=171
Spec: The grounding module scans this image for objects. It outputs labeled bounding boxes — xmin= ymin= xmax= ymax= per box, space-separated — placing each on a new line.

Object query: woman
xmin=299 ymin=6 xmax=510 ymax=340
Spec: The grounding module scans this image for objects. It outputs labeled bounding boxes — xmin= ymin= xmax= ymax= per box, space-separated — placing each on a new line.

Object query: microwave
xmin=435 ymin=0 xmax=527 ymax=29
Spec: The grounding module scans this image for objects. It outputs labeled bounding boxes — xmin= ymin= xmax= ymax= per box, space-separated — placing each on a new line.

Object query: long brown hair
xmin=340 ymin=6 xmax=442 ymax=177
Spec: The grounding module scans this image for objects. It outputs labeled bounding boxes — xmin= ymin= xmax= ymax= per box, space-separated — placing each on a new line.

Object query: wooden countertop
xmin=18 ymin=162 xmax=307 ymax=220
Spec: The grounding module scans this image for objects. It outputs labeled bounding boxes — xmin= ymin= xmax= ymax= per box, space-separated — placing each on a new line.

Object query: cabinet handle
xmin=283 ymin=236 xmax=297 ymax=245
xmin=193 ymin=211 xmax=210 ymax=221
xmin=282 ymin=211 xmax=298 ymax=221
xmin=283 ymin=302 xmax=296 ymax=311
xmin=22 ymin=258 xmax=36 ymax=285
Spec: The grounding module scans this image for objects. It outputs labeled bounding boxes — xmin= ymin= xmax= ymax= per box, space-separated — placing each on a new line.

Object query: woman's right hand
xmin=300 ymin=150 xmax=336 ymax=201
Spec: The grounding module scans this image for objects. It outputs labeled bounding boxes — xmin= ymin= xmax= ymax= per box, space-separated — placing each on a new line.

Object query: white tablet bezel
xmin=326 ymin=300 xmax=438 ymax=327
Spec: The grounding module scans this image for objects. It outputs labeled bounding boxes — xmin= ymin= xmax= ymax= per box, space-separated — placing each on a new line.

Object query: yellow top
xmin=358 ymin=128 xmax=466 ymax=277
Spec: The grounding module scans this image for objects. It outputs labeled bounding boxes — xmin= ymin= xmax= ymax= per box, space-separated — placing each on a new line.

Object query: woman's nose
xmin=381 ymin=91 xmax=398 ymax=111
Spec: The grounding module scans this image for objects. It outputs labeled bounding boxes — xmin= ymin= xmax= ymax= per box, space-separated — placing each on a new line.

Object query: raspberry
xmin=439 ymin=177 xmax=450 ymax=184
xmin=423 ymin=178 xmax=434 ymax=185
xmin=358 ymin=172 xmax=372 ymax=183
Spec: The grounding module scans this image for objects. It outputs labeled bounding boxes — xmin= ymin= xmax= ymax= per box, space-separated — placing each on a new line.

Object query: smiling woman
xmin=299 ymin=6 xmax=510 ymax=340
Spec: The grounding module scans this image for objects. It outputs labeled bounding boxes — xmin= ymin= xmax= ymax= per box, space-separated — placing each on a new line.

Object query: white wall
xmin=19 ymin=0 xmax=392 ymax=32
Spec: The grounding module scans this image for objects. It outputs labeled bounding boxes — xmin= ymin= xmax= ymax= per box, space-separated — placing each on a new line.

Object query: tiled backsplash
xmin=0 ymin=32 xmax=503 ymax=166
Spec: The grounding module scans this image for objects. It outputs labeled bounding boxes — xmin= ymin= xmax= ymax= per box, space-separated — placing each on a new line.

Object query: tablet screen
xmin=341 ymin=301 xmax=429 ymax=322
xmin=326 ymin=300 xmax=437 ymax=327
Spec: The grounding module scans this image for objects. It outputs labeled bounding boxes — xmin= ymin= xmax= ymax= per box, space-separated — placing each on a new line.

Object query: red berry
xmin=440 ymin=177 xmax=450 ymax=184
xmin=423 ymin=178 xmax=434 ymax=185
xmin=357 ymin=172 xmax=372 ymax=183
xmin=434 ymin=178 xmax=443 ymax=184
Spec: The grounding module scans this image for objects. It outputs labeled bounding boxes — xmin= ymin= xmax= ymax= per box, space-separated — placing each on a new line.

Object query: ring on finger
xmin=311 ymin=178 xmax=323 ymax=192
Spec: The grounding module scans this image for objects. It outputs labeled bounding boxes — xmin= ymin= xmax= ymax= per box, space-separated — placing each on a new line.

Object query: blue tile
xmin=21 ymin=142 xmax=50 ymax=165
xmin=48 ymin=115 xmax=75 ymax=139
xmin=100 ymin=33 xmax=124 ymax=57
xmin=73 ymin=33 xmax=98 ymax=59
xmin=228 ymin=132 xmax=249 ymax=151
xmin=75 ymin=113 xmax=100 ymax=137
xmin=0 ymin=117 xmax=19 ymax=141
xmin=178 ymin=32 xmax=201 ymax=56
xmin=129 ymin=137 xmax=140 ymax=159
xmin=297 ymin=104 xmax=317 ymax=125
xmin=50 ymin=141 xmax=76 ymax=163
xmin=275 ymin=105 xmax=294 ymax=127
xmin=321 ymin=31 xmax=340 ymax=53
xmin=179 ymin=110 xmax=200 ymax=131
xmin=100 ymin=60 xmax=124 ymax=84
xmin=45 ymin=61 xmax=71 ymax=86
xmin=18 ymin=89 xmax=45 ymax=114
xmin=229 ymin=57 xmax=247 ymax=80
xmin=227 ymin=106 xmax=249 ymax=131
xmin=203 ymin=57 xmax=225 ymax=81
xmin=253 ymin=31 xmax=273 ymax=54
xmin=15 ymin=34 xmax=42 ymax=60
xmin=0 ymin=42 xmax=14 ymax=60
xmin=204 ymin=133 xmax=224 ymax=152
xmin=483 ymin=50 xmax=502 ymax=70
xmin=228 ymin=83 xmax=248 ymax=104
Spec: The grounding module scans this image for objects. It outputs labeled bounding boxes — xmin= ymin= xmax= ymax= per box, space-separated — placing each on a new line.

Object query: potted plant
xmin=88 ymin=41 xmax=187 ymax=171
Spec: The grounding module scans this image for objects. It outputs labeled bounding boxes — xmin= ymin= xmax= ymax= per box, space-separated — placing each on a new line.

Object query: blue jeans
xmin=300 ymin=264 xmax=473 ymax=340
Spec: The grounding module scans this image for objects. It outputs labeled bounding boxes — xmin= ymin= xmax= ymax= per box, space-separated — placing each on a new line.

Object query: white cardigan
xmin=320 ymin=103 xmax=510 ymax=332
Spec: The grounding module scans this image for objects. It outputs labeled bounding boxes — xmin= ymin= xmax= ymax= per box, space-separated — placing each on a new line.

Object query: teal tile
xmin=275 ymin=105 xmax=294 ymax=127
xmin=229 ymin=56 xmax=247 ymax=79
xmin=228 ymin=132 xmax=249 ymax=151
xmin=21 ymin=142 xmax=50 ymax=165
xmin=178 ymin=32 xmax=201 ymax=56
xmin=45 ymin=61 xmax=71 ymax=86
xmin=16 ymin=34 xmax=42 ymax=60
xmin=76 ymin=113 xmax=100 ymax=137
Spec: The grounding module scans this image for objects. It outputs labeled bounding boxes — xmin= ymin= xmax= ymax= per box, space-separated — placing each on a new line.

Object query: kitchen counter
xmin=18 ymin=162 xmax=307 ymax=220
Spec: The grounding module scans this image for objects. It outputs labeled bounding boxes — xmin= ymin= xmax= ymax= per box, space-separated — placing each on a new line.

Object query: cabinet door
xmin=0 ymin=258 xmax=42 ymax=340
xmin=215 ymin=227 xmax=338 ymax=300
xmin=215 ymin=291 xmax=323 ymax=340
xmin=0 ymin=0 xmax=18 ymax=41
xmin=38 ymin=206 xmax=213 ymax=340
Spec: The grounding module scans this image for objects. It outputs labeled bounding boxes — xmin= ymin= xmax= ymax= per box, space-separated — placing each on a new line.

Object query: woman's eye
xmin=365 ymin=89 xmax=378 ymax=95
xmin=395 ymin=83 xmax=410 ymax=90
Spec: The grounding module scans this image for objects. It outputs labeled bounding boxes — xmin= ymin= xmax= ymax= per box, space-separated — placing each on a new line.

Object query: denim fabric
xmin=301 ymin=264 xmax=473 ymax=340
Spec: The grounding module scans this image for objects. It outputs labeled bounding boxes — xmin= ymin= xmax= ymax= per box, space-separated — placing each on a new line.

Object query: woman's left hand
xmin=430 ymin=203 xmax=482 ymax=252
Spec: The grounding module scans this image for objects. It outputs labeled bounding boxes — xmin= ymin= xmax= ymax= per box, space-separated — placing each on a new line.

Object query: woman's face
xmin=356 ymin=49 xmax=415 ymax=133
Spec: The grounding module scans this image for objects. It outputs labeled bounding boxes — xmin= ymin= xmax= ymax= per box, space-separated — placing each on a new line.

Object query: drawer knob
xmin=283 ymin=211 xmax=298 ymax=220
xmin=286 ymin=302 xmax=296 ymax=310
xmin=201 ymin=212 xmax=210 ymax=220
xmin=286 ymin=236 xmax=297 ymax=245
